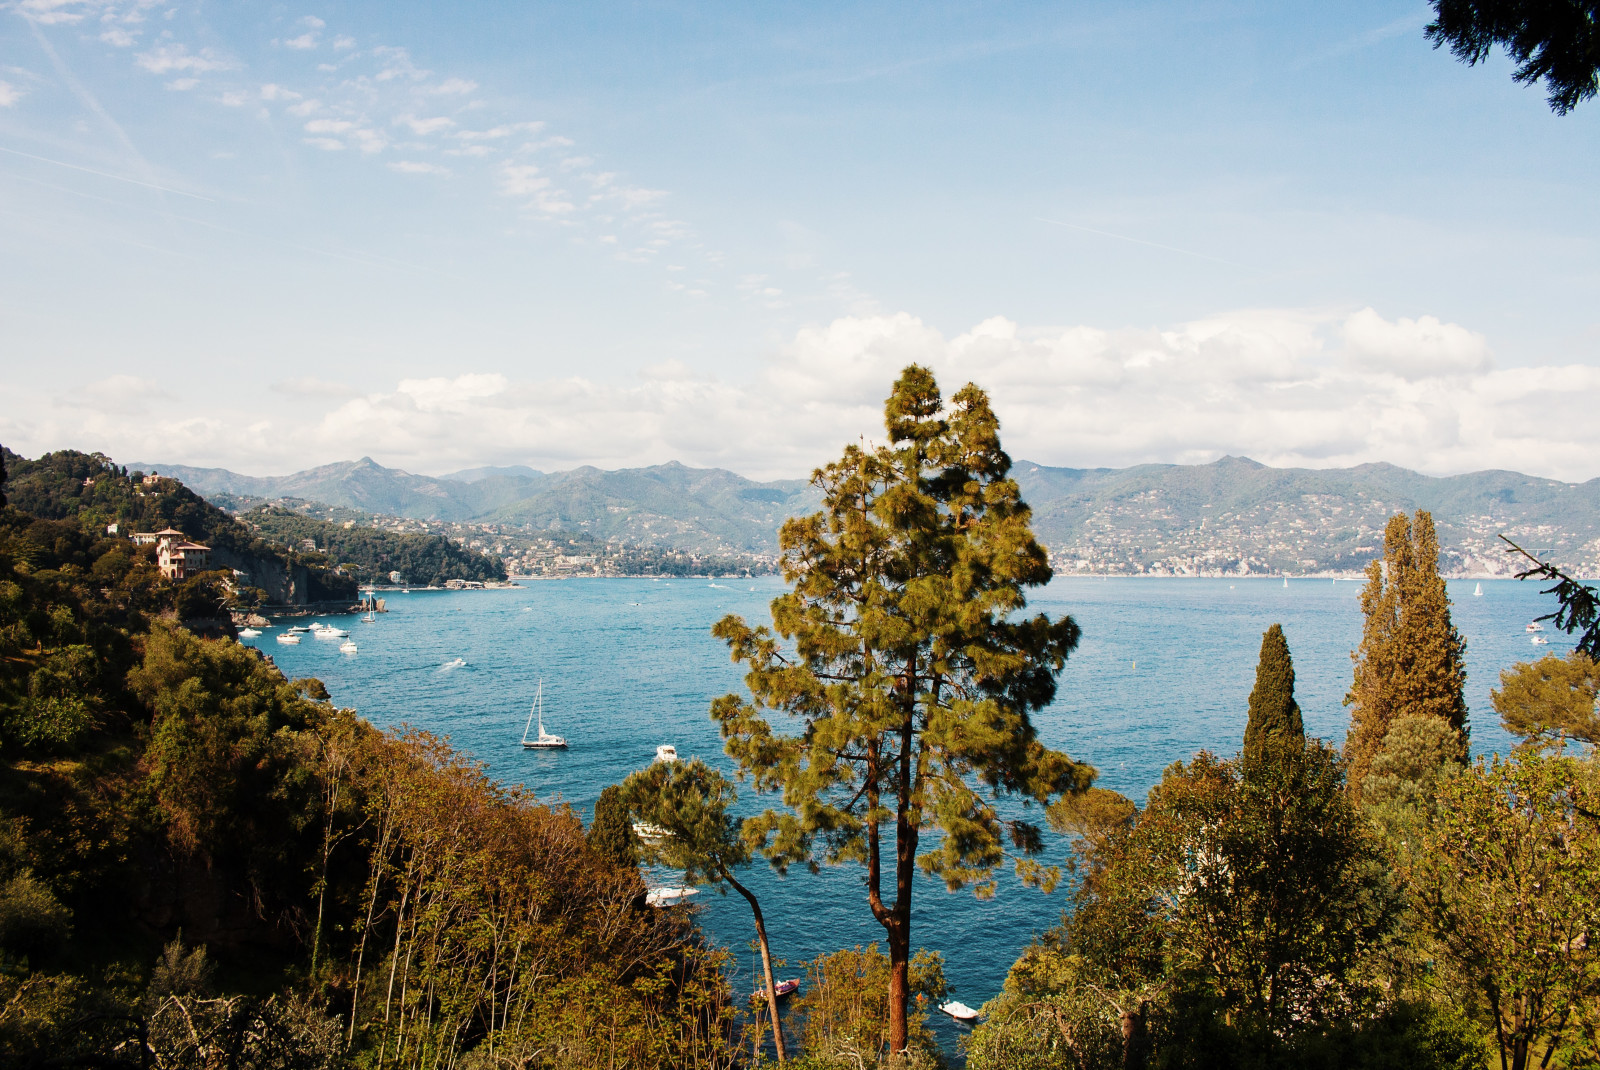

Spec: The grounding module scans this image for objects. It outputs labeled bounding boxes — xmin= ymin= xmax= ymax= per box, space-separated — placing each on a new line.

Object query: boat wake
xmin=438 ymin=657 xmax=468 ymax=672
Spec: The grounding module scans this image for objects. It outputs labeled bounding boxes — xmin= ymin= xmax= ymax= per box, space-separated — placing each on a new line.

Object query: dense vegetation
xmin=2 ymin=448 xmax=357 ymax=606
xmin=0 ymin=453 xmax=739 ymax=1069
xmin=241 ymin=505 xmax=506 ymax=587
xmin=962 ymin=519 xmax=1600 ymax=1070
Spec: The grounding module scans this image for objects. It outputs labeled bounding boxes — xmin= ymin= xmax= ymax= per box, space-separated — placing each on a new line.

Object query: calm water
xmin=253 ymin=576 xmax=1567 ymax=1054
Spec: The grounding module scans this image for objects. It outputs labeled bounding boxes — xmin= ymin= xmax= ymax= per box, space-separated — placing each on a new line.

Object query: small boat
xmin=277 ymin=633 xmax=301 ymax=645
xmin=238 ymin=628 xmax=261 ymax=638
xmin=655 ymin=744 xmax=678 ymax=763
xmin=645 ymin=886 xmax=699 ymax=908
xmin=439 ymin=657 xmax=466 ymax=671
xmin=632 ymin=821 xmax=669 ymax=843
xmin=521 ymin=679 xmax=567 ymax=749
xmin=362 ymin=611 xmax=376 ymax=624
xmin=315 ymin=628 xmax=350 ymax=639
xmin=287 ymin=624 xmax=312 ymax=633
xmin=1282 ymin=577 xmax=1288 ymax=587
xmin=1531 ymin=636 xmax=1550 ymax=645
xmin=755 ymin=979 xmax=801 ymax=1000
xmin=340 ymin=640 xmax=358 ymax=654
xmin=1473 ymin=583 xmax=1483 ymax=597
xmin=1527 ymin=622 xmax=1545 ymax=633
xmin=940 ymin=1001 xmax=982 ymax=1022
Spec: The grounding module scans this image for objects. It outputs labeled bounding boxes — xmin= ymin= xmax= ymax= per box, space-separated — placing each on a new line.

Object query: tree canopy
xmin=1427 ymin=0 xmax=1600 ymax=114
xmin=711 ymin=365 xmax=1091 ymax=1054
xmin=1345 ymin=510 xmax=1468 ymax=799
xmin=1242 ymin=623 xmax=1304 ymax=769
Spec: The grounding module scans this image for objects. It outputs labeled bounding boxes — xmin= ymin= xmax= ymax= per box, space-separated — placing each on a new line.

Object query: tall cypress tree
xmin=1243 ymin=623 xmax=1303 ymax=767
xmin=1344 ymin=510 xmax=1468 ymax=799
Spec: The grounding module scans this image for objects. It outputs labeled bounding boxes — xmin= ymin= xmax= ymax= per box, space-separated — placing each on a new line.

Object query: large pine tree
xmin=1243 ymin=623 xmax=1304 ymax=768
xmin=713 ymin=365 xmax=1090 ymax=1056
xmin=1344 ymin=510 xmax=1468 ymax=799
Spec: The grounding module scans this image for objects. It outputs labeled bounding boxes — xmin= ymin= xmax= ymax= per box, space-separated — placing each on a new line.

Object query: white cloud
xmin=303 ymin=136 xmax=343 ymax=150
xmin=165 ymin=77 xmax=199 ymax=91
xmin=332 ymin=35 xmax=355 ymax=49
xmin=304 ymin=118 xmax=355 ymax=134
xmin=13 ymin=309 xmax=1600 ymax=484
xmin=1343 ymin=306 xmax=1492 ymax=379
xmin=100 ymin=27 xmax=136 ymax=46
xmin=389 ymin=160 xmax=449 ymax=175
xmin=400 ymin=115 xmax=454 ymax=135
xmin=14 ymin=0 xmax=90 ymax=25
xmin=135 ymin=43 xmax=235 ymax=76
xmin=0 ymin=80 xmax=20 ymax=107
xmin=285 ymin=32 xmax=319 ymax=50
xmin=260 ymin=83 xmax=302 ymax=101
xmin=300 ymin=15 xmax=326 ymax=28
xmin=428 ymin=77 xmax=477 ymax=95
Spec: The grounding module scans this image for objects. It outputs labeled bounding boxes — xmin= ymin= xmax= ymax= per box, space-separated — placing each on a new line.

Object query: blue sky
xmin=2 ymin=1 xmax=1597 ymax=479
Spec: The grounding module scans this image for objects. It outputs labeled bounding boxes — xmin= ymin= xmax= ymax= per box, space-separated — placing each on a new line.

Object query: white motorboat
xmin=940 ymin=1001 xmax=982 ymax=1022
xmin=1527 ymin=622 xmax=1545 ymax=632
xmin=655 ymin=744 xmax=678 ymax=763
xmin=286 ymin=624 xmax=312 ymax=633
xmin=645 ymin=886 xmax=699 ymax=908
xmin=1531 ymin=636 xmax=1550 ymax=645
xmin=521 ymin=679 xmax=567 ymax=749
xmin=340 ymin=640 xmax=358 ymax=654
xmin=277 ymin=633 xmax=301 ymax=645
xmin=314 ymin=627 xmax=350 ymax=639
xmin=238 ymin=628 xmax=261 ymax=638
xmin=632 ymin=822 xmax=669 ymax=844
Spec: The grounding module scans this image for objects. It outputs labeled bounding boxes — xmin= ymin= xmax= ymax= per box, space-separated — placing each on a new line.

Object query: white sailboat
xmin=521 ymin=679 xmax=567 ymax=749
xmin=1474 ymin=583 xmax=1483 ymax=597
xmin=1282 ymin=577 xmax=1288 ymax=587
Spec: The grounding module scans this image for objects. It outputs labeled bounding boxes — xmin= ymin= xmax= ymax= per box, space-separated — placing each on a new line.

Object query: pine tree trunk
xmin=723 ymin=867 xmax=786 ymax=1063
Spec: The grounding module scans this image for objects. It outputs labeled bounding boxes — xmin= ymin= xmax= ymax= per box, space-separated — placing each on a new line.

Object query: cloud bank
xmin=5 ymin=308 xmax=1597 ymax=483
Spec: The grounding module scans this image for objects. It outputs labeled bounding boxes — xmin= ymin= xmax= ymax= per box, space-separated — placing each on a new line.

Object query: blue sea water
xmin=254 ymin=576 xmax=1568 ymax=1056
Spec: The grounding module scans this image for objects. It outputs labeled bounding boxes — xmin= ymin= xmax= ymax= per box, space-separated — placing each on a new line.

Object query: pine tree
xmin=713 ymin=365 xmax=1090 ymax=1056
xmin=1344 ymin=510 xmax=1468 ymax=799
xmin=1242 ymin=623 xmax=1303 ymax=768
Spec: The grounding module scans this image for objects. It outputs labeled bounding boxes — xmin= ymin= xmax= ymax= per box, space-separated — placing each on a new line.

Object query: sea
xmin=252 ymin=575 xmax=1567 ymax=1057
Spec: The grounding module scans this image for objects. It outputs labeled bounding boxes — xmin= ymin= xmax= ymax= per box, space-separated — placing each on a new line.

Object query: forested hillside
xmin=1 ymin=448 xmax=357 ymax=606
xmin=241 ymin=505 xmax=506 ymax=586
xmin=0 ymin=453 xmax=736 ymax=1068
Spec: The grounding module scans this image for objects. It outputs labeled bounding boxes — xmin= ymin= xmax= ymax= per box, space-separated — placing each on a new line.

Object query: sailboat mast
xmin=521 ymin=679 xmax=540 ymax=745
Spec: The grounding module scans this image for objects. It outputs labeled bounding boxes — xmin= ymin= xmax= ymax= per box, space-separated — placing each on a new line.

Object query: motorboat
xmin=1527 ymin=622 xmax=1545 ymax=632
xmin=277 ymin=633 xmax=301 ymax=645
xmin=655 ymin=744 xmax=678 ymax=763
xmin=521 ymin=679 xmax=567 ymax=749
xmin=645 ymin=886 xmax=699 ymax=908
xmin=238 ymin=628 xmax=261 ymax=638
xmin=340 ymin=640 xmax=358 ymax=654
xmin=632 ymin=822 xmax=669 ymax=844
xmin=314 ymin=627 xmax=350 ymax=639
xmin=755 ymin=979 xmax=800 ymax=1000
xmin=940 ymin=1001 xmax=982 ymax=1022
xmin=286 ymin=624 xmax=312 ymax=633
xmin=1531 ymin=636 xmax=1550 ymax=645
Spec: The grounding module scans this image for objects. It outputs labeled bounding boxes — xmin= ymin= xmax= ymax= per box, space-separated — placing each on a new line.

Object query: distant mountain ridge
xmin=136 ymin=455 xmax=1600 ymax=575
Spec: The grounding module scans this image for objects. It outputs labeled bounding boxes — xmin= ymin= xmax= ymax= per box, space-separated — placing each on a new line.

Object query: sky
xmin=1 ymin=1 xmax=1597 ymax=481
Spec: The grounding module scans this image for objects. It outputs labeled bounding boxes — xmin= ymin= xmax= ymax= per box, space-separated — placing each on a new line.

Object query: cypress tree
xmin=1243 ymin=623 xmax=1303 ymax=767
xmin=1344 ymin=510 xmax=1468 ymax=800
xmin=587 ymin=784 xmax=637 ymax=868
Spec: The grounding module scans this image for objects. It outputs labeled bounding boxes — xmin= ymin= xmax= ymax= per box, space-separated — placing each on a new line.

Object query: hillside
xmin=1 ymin=449 xmax=358 ymax=606
xmin=240 ymin=506 xmax=507 ymax=586
xmin=138 ymin=454 xmax=1600 ymax=576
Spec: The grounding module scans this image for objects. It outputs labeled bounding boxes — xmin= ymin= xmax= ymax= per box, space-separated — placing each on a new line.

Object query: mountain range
xmin=135 ymin=456 xmax=1600 ymax=576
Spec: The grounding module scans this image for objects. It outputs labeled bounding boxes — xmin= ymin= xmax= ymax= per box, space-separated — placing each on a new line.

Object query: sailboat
xmin=1282 ymin=577 xmax=1289 ymax=587
xmin=521 ymin=679 xmax=567 ymax=749
xmin=1474 ymin=583 xmax=1483 ymax=597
